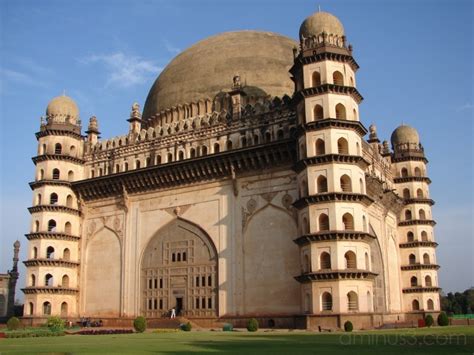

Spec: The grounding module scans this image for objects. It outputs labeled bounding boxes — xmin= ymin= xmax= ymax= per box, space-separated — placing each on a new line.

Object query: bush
xmin=425 ymin=314 xmax=434 ymax=327
xmin=344 ymin=321 xmax=353 ymax=332
xmin=437 ymin=312 xmax=449 ymax=326
xmin=47 ymin=316 xmax=64 ymax=332
xmin=223 ymin=323 xmax=233 ymax=332
xmin=133 ymin=316 xmax=147 ymax=333
xmin=7 ymin=317 xmax=20 ymax=331
xmin=180 ymin=322 xmax=192 ymax=331
xmin=247 ymin=318 xmax=258 ymax=332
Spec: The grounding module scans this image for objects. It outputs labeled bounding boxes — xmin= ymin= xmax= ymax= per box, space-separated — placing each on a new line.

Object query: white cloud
xmin=163 ymin=39 xmax=180 ymax=55
xmin=0 ymin=68 xmax=49 ymax=88
xmin=457 ymin=102 xmax=473 ymax=111
xmin=80 ymin=52 xmax=162 ymax=88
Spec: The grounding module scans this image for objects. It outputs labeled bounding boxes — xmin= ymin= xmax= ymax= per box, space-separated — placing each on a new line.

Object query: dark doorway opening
xmin=176 ymin=297 xmax=183 ymax=316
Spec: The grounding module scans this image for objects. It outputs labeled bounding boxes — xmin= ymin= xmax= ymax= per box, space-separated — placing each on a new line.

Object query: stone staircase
xmin=147 ymin=317 xmax=197 ymax=329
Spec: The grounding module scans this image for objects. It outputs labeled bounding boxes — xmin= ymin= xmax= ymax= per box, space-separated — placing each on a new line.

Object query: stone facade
xmin=22 ymin=11 xmax=440 ymax=329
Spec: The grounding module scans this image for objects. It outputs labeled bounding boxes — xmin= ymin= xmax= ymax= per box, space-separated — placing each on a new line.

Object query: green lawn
xmin=0 ymin=326 xmax=473 ymax=354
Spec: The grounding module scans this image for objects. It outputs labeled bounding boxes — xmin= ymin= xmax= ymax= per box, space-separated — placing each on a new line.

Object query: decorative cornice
xmin=402 ymin=287 xmax=441 ymax=294
xmin=73 ymin=140 xmax=296 ymax=201
xmin=32 ymin=154 xmax=85 ymax=165
xmin=399 ymin=241 xmax=438 ymax=248
xmin=293 ymin=84 xmax=363 ymax=105
xmin=398 ymin=219 xmax=436 ymax=227
xmin=290 ymin=51 xmax=359 ymax=73
xmin=295 ymin=269 xmax=377 ymax=283
xmin=36 ymin=128 xmax=83 ymax=140
xmin=391 ymin=155 xmax=428 ymax=164
xmin=295 ymin=154 xmax=370 ymax=173
xmin=294 ymin=231 xmax=376 ymax=246
xmin=393 ymin=176 xmax=432 ymax=184
xmin=298 ymin=119 xmax=368 ymax=137
xmin=23 ymin=258 xmax=79 ymax=268
xmin=401 ymin=264 xmax=440 ymax=271
xmin=28 ymin=205 xmax=81 ymax=216
xmin=404 ymin=198 xmax=435 ymax=206
xmin=21 ymin=286 xmax=79 ymax=295
xmin=25 ymin=232 xmax=80 ymax=242
xmin=29 ymin=180 xmax=72 ymax=190
xmin=293 ymin=192 xmax=374 ymax=209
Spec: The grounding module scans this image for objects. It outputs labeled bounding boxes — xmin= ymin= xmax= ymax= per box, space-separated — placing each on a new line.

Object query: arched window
xmin=365 ymin=252 xmax=369 ymax=270
xmin=66 ymin=195 xmax=73 ymax=207
xmin=412 ymin=299 xmax=420 ymax=311
xmin=167 ymin=152 xmax=173 ymax=161
xmin=317 ymin=175 xmax=328 ymax=193
xmin=315 ymin=139 xmax=325 ymax=155
xmin=264 ymin=131 xmax=272 ymax=143
xmin=253 ymin=134 xmax=259 ymax=145
xmin=40 ymin=143 xmax=46 ymax=155
xmin=421 ymin=231 xmax=428 ymax=241
xmin=347 ymin=291 xmax=358 ymax=311
xmin=423 ymin=253 xmax=430 ymax=264
xmin=322 ymin=292 xmax=332 ymax=311
xmin=414 ymin=167 xmax=422 ymax=177
xmin=335 ymin=103 xmax=346 ymax=119
xmin=124 ymin=162 xmax=129 ymax=171
xmin=34 ymin=221 xmax=40 ymax=232
xmin=367 ymin=291 xmax=373 ymax=312
xmin=410 ymin=276 xmax=418 ymax=287
xmin=362 ymin=215 xmax=367 ymax=232
xmin=146 ymin=157 xmax=151 ymax=167
xmin=136 ymin=160 xmax=141 ymax=169
xmin=401 ymin=168 xmax=408 ymax=177
xmin=340 ymin=175 xmax=352 ymax=192
xmin=201 ymin=146 xmax=208 ymax=156
xmin=70 ymin=145 xmax=76 ymax=156
xmin=350 ymin=77 xmax=354 ymax=86
xmin=65 ymin=222 xmax=72 ymax=234
xmin=425 ymin=275 xmax=432 ymax=287
xmin=345 ymin=251 xmax=357 ymax=268
xmin=45 ymin=273 xmax=53 ymax=286
xmin=359 ymin=178 xmax=364 ymax=194
xmin=31 ymin=274 xmax=36 ymax=286
xmin=427 ymin=299 xmax=434 ymax=310
xmin=320 ymin=252 xmax=331 ymax=269
xmin=337 ymin=137 xmax=349 ymax=154
xmin=303 ymin=254 xmax=311 ymax=273
xmin=52 ymin=168 xmax=60 ymax=180
xmin=43 ymin=301 xmax=52 ymax=315
xmin=405 ymin=210 xmax=412 ymax=220
xmin=63 ymin=248 xmax=70 ymax=260
xmin=342 ymin=213 xmax=354 ymax=230
xmin=55 ymin=143 xmax=62 ymax=154
xmin=214 ymin=143 xmax=220 ymax=153
xmin=33 ymin=246 xmax=38 ymax=259
xmin=156 ymin=155 xmax=162 ymax=164
xmin=403 ymin=188 xmax=410 ymax=199
xmin=37 ymin=193 xmax=42 ymax=205
xmin=99 ymin=168 xmax=103 ymax=176
xmin=29 ymin=302 xmax=34 ymax=315
xmin=190 ymin=148 xmax=197 ymax=158
xmin=353 ymin=109 xmax=358 ymax=120
xmin=319 ymin=213 xmax=330 ymax=231
xmin=356 ymin=142 xmax=361 ymax=155
xmin=178 ymin=151 xmax=185 ymax=160
xmin=48 ymin=220 xmax=56 ymax=232
xmin=407 ymin=231 xmax=415 ymax=242
xmin=91 ymin=169 xmax=95 ymax=178
xmin=183 ymin=252 xmax=187 ymax=262
xmin=416 ymin=189 xmax=424 ymax=198
xmin=62 ymin=275 xmax=69 ymax=288
xmin=419 ymin=209 xmax=426 ymax=220
xmin=39 ymin=169 xmax=44 ymax=180
xmin=241 ymin=136 xmax=247 ymax=147
xmin=313 ymin=105 xmax=324 ymax=120
xmin=277 ymin=129 xmax=284 ymax=140
xmin=333 ymin=71 xmax=344 ymax=85
xmin=226 ymin=140 xmax=233 ymax=150
xmin=312 ymin=71 xmax=321 ymax=87
xmin=46 ymin=246 xmax=55 ymax=259
xmin=61 ymin=302 xmax=68 ymax=317
xmin=49 ymin=193 xmax=58 ymax=205
xmin=115 ymin=164 xmax=120 ymax=173
xmin=409 ymin=254 xmax=416 ymax=265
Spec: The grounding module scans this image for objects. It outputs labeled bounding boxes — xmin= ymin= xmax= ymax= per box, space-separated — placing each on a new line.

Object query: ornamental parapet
xmin=297 ymin=119 xmax=367 ymax=137
xmin=290 ymin=51 xmax=359 ymax=73
xmin=22 ymin=286 xmax=79 ymax=295
xmin=23 ymin=258 xmax=79 ymax=268
xmin=393 ymin=176 xmax=431 ymax=184
xmin=401 ymin=263 xmax=440 ymax=271
xmin=293 ymin=192 xmax=374 ymax=209
xmin=294 ymin=231 xmax=376 ymax=246
xmin=25 ymin=232 xmax=80 ymax=242
xmin=295 ymin=269 xmax=377 ymax=283
xmin=29 ymin=180 xmax=72 ymax=190
xmin=399 ymin=241 xmax=438 ymax=248
xmin=398 ymin=219 xmax=436 ymax=227
xmin=295 ymin=154 xmax=370 ymax=173
xmin=404 ymin=198 xmax=435 ymax=206
xmin=36 ymin=127 xmax=82 ymax=140
xmin=293 ymin=84 xmax=363 ymax=105
xmin=402 ymin=286 xmax=441 ymax=294
xmin=28 ymin=205 xmax=81 ymax=216
xmin=32 ymin=154 xmax=85 ymax=165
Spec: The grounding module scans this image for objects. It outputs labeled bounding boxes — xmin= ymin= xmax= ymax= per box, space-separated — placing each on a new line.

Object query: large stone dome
xmin=299 ymin=11 xmax=344 ymax=40
xmin=391 ymin=124 xmax=420 ymax=148
xmin=46 ymin=95 xmax=79 ymax=119
xmin=142 ymin=31 xmax=297 ymax=120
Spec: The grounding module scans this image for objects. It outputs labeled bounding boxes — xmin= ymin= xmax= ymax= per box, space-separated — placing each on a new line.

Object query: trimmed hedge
xmin=76 ymin=329 xmax=133 ymax=335
xmin=6 ymin=317 xmax=20 ymax=331
xmin=437 ymin=312 xmax=449 ymax=326
xmin=223 ymin=323 xmax=233 ymax=332
xmin=425 ymin=314 xmax=434 ymax=327
xmin=133 ymin=316 xmax=147 ymax=333
xmin=6 ymin=330 xmax=64 ymax=338
xmin=344 ymin=321 xmax=353 ymax=332
xmin=180 ymin=322 xmax=192 ymax=331
xmin=247 ymin=318 xmax=258 ymax=332
xmin=47 ymin=316 xmax=64 ymax=332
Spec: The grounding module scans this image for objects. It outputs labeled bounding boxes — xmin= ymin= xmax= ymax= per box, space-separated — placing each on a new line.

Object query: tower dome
xmin=46 ymin=95 xmax=79 ymax=121
xmin=390 ymin=124 xmax=420 ymax=148
xmin=299 ymin=11 xmax=345 ymax=40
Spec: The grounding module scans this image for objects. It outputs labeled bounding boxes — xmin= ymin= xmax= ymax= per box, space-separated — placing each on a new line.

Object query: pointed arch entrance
xmin=141 ymin=218 xmax=218 ymax=318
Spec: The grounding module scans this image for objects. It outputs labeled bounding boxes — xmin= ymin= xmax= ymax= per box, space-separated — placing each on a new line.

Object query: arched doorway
xmin=141 ymin=218 xmax=218 ymax=318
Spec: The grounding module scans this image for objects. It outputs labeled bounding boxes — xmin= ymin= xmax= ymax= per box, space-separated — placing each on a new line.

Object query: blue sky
xmin=0 ymin=0 xmax=472 ymax=298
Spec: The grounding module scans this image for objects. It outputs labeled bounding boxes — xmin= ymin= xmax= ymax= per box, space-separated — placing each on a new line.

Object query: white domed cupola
xmin=299 ymin=11 xmax=345 ymax=40
xmin=46 ymin=94 xmax=79 ymax=125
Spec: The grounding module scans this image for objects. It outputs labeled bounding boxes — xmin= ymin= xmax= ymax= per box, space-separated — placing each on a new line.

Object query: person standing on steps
xmin=170 ymin=307 xmax=176 ymax=319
